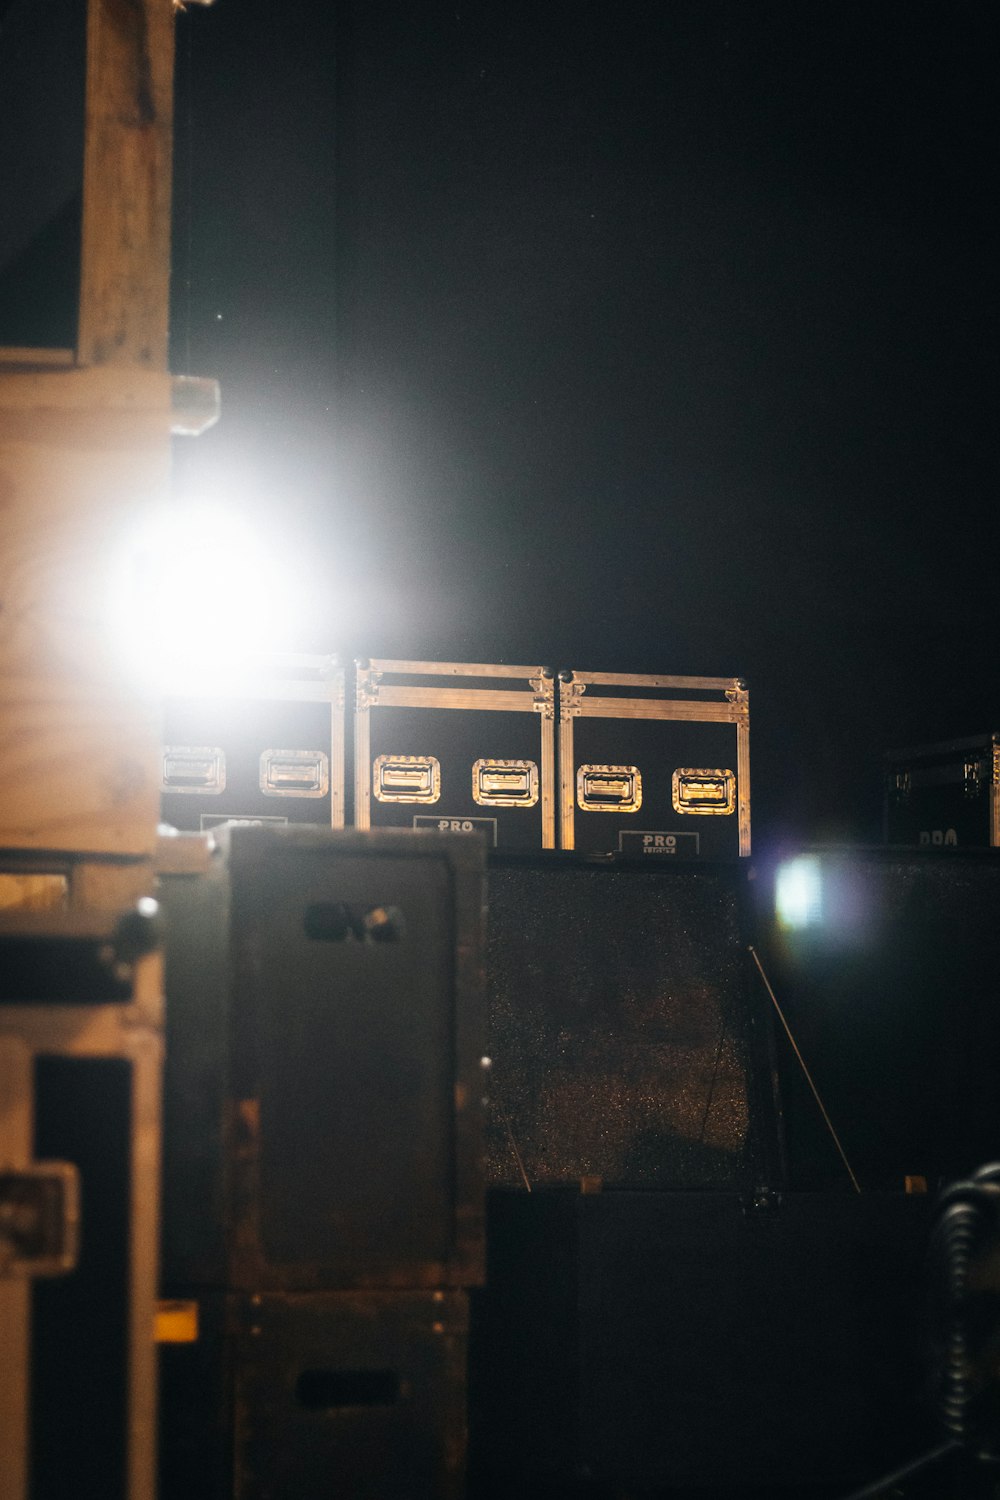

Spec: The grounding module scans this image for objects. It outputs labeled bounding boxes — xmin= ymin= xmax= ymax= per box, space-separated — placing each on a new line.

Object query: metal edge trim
xmin=331 ymin=687 xmax=346 ymax=830
xmin=570 ymin=671 xmax=741 ymax=692
xmin=128 ymin=1030 xmax=162 ymax=1500
xmin=368 ymin=686 xmax=539 ymax=713
xmin=540 ymin=716 xmax=556 ymax=848
xmin=367 ymin=659 xmax=545 ymax=679
xmin=353 ymin=698 xmax=371 ymax=830
xmin=737 ymin=717 xmax=751 ymax=856
xmin=558 ymin=713 xmax=576 ymax=849
xmin=574 ymin=697 xmax=744 ymax=723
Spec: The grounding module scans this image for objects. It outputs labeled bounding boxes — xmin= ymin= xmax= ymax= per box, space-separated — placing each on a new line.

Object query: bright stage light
xmin=106 ymin=503 xmax=297 ymax=690
xmin=775 ymin=855 xmax=823 ymax=931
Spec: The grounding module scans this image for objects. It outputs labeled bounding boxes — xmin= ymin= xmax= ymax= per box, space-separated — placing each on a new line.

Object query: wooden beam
xmin=77 ymin=0 xmax=175 ymax=368
xmin=0 ymin=366 xmax=171 ymax=855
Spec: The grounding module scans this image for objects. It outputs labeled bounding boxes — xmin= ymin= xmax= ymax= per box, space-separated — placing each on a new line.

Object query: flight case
xmin=161 ymin=654 xmax=345 ymax=833
xmin=884 ymin=733 xmax=1000 ymax=848
xmin=558 ymin=671 xmax=750 ymax=857
xmin=0 ymin=909 xmax=163 ymax=1500
xmin=354 ymin=660 xmax=557 ymax=850
xmin=158 ymin=824 xmax=488 ymax=1291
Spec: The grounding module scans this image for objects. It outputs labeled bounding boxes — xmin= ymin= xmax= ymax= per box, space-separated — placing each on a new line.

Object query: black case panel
xmin=885 ymin=737 xmax=997 ymax=848
xmin=232 ymin=1291 xmax=468 ymax=1500
xmin=160 ymin=827 xmax=486 ymax=1291
xmin=569 ymin=715 xmax=742 ymax=858
xmin=367 ymin=705 xmax=546 ymax=850
xmin=756 ymin=847 xmax=1000 ymax=1190
xmin=32 ymin=1058 xmax=131 ymax=1500
xmin=230 ymin=844 xmax=455 ymax=1276
xmin=484 ymin=857 xmax=781 ymax=1191
xmin=162 ymin=697 xmax=334 ymax=830
xmin=469 ymin=1192 xmax=931 ymax=1495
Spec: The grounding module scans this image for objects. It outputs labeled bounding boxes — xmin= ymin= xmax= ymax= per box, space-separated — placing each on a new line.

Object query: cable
xmin=697 ymin=1020 xmax=726 ymax=1147
xmin=748 ymin=945 xmax=862 ymax=1194
xmin=834 ymin=1165 xmax=1000 ymax=1500
xmin=928 ymin=1166 xmax=1000 ymax=1449
xmin=836 ymin=1437 xmax=961 ymax=1500
xmin=494 ymin=1097 xmax=531 ymax=1194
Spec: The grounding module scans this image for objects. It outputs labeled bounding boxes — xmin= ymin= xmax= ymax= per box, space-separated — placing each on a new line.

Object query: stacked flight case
xmin=558 ymin=671 xmax=750 ymax=857
xmin=0 ymin=907 xmax=163 ymax=1500
xmin=159 ymin=658 xmax=750 ymax=858
xmin=884 ymin=732 xmax=1000 ymax=848
xmin=354 ymin=660 xmax=557 ymax=850
xmin=157 ymin=824 xmax=488 ymax=1500
xmin=160 ymin=654 xmax=345 ymax=833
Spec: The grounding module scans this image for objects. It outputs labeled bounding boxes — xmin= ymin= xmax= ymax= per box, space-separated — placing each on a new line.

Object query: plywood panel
xmin=0 ymin=365 xmax=170 ymax=853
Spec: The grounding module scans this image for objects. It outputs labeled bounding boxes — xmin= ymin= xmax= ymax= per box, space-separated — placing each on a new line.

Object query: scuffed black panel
xmin=484 ymin=857 xmax=779 ymax=1191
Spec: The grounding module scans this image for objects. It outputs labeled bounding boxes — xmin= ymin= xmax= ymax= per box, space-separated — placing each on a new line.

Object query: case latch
xmin=577 ymin=765 xmax=642 ymax=813
xmin=373 ymin=754 xmax=441 ymax=804
xmin=672 ymin=768 xmax=736 ymax=816
xmin=473 ymin=759 xmax=539 ymax=807
xmin=260 ymin=749 xmax=330 ymax=798
xmin=162 ymin=746 xmax=226 ymax=794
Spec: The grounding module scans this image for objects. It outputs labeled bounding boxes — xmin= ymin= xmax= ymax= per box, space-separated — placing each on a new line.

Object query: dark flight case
xmin=557 ymin=670 xmax=750 ymax=857
xmin=353 ymin=659 xmax=557 ymax=850
xmin=161 ymin=653 xmax=345 ymax=834
xmin=884 ymin=732 xmax=1000 ymax=848
xmin=160 ymin=1288 xmax=469 ymax=1500
xmin=0 ymin=911 xmax=163 ymax=1500
xmin=158 ymin=824 xmax=488 ymax=1292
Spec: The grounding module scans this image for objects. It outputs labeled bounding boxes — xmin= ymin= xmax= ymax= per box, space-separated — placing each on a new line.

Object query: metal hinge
xmin=964 ymin=758 xmax=984 ymax=799
xmin=558 ymin=674 xmax=586 ymax=719
xmin=355 ymin=665 xmax=382 ymax=712
xmin=529 ymin=670 xmax=556 ymax=720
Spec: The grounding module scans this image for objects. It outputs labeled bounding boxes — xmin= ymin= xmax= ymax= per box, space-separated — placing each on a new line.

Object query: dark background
xmin=3 ymin=0 xmax=998 ymax=847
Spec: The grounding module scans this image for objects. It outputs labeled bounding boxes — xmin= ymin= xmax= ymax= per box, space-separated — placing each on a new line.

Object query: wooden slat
xmin=0 ymin=366 xmax=171 ymax=854
xmin=0 ymin=348 xmax=76 ymax=368
xmin=77 ymin=0 xmax=174 ymax=368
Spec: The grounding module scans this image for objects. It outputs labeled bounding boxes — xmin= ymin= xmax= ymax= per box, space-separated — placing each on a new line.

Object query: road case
xmin=558 ymin=671 xmax=750 ymax=857
xmin=161 ymin=654 xmax=345 ymax=834
xmin=884 ymin=733 xmax=1000 ymax=848
xmin=160 ymin=1289 xmax=469 ymax=1500
xmin=354 ymin=660 xmax=556 ymax=850
xmin=470 ymin=1192 xmax=931 ymax=1496
xmin=0 ymin=909 xmax=163 ymax=1500
xmin=158 ymin=825 xmax=488 ymax=1292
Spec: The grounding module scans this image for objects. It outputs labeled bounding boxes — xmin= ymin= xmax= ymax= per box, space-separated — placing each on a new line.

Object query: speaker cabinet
xmin=757 ymin=847 xmax=1000 ymax=1191
xmin=484 ymin=855 xmax=783 ymax=1192
xmin=470 ymin=1191 xmax=932 ymax=1495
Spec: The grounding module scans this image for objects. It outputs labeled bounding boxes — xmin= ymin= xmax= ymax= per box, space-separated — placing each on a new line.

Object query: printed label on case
xmin=413 ymin=814 xmax=498 ymax=846
xmin=619 ymin=830 xmax=700 ymax=856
